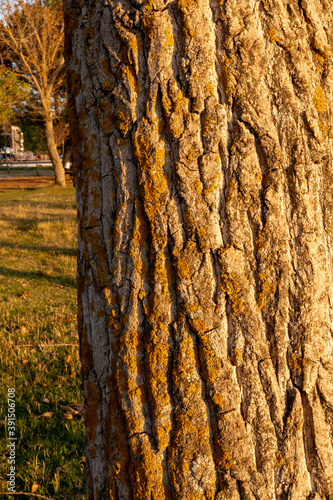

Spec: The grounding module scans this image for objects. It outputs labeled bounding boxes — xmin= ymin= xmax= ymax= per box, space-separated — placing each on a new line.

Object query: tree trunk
xmin=45 ymin=115 xmax=66 ymax=187
xmin=64 ymin=0 xmax=333 ymax=498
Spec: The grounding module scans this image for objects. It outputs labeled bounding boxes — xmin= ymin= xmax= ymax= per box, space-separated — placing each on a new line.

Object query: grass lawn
xmin=0 ymin=183 xmax=85 ymax=499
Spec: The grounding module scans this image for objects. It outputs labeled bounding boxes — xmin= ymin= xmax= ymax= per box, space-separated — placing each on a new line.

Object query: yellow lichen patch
xmin=255 ymin=223 xmax=268 ymax=253
xmin=129 ymin=435 xmax=165 ymax=498
xmin=318 ymin=119 xmax=328 ymax=136
xmin=268 ymin=26 xmax=279 ymax=44
xmin=289 ymin=353 xmax=305 ymax=371
xmin=128 ymin=35 xmax=143 ymax=54
xmin=231 ymin=348 xmax=243 ymax=365
xmin=257 ymin=273 xmax=276 ymax=312
xmin=212 ymin=393 xmax=223 ymax=406
xmin=214 ymin=440 xmax=235 ymax=470
xmin=313 ymin=84 xmax=326 ymax=113
xmin=164 ymin=29 xmax=174 ymax=47
xmin=102 ymin=81 xmax=115 ymax=92
xmin=129 ymin=202 xmax=149 ymax=275
xmin=178 ymin=0 xmax=198 ymax=12
xmin=197 ymin=226 xmax=207 ymax=242
xmin=177 ymin=257 xmax=191 ymax=280
xmin=202 ymin=114 xmax=213 ymax=138
xmin=141 ymin=12 xmax=156 ymax=40
xmin=197 ymin=333 xmax=221 ymax=384
xmin=203 ymin=174 xmax=221 ymax=199
xmin=256 ymin=171 xmax=263 ymax=184
xmin=155 ymin=251 xmax=169 ymax=298
xmin=173 ymin=89 xmax=190 ymax=115
xmin=312 ymin=37 xmax=331 ymax=59
xmin=124 ymin=66 xmax=138 ymax=94
xmin=274 ymin=452 xmax=283 ymax=467
xmin=134 ymin=118 xmax=169 ymax=249
xmin=220 ymin=57 xmax=236 ymax=98
xmin=142 ymin=253 xmax=172 ymax=450
xmin=146 ymin=330 xmax=172 ymax=450
xmin=194 ymin=178 xmax=203 ymax=194
xmin=315 ymin=53 xmax=325 ymax=65
xmin=170 ymin=329 xmax=214 ymax=494
xmin=206 ymin=82 xmax=215 ymax=96
xmin=226 ymin=176 xmax=237 ymax=203
xmin=219 ymin=265 xmax=244 ymax=316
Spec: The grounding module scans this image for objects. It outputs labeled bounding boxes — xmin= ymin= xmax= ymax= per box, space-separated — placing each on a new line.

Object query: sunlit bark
xmin=65 ymin=0 xmax=333 ymax=497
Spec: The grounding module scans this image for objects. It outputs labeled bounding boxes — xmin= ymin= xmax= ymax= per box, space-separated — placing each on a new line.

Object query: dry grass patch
xmin=0 ymin=184 xmax=85 ymax=499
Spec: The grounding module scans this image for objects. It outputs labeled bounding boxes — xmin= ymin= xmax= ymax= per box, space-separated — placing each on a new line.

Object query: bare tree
xmin=65 ymin=0 xmax=333 ymax=498
xmin=0 ymin=0 xmax=66 ymax=186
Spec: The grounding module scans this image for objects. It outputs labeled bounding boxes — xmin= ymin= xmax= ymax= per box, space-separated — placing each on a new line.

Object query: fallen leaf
xmin=64 ymin=412 xmax=73 ymax=420
xmin=42 ymin=398 xmax=50 ymax=404
xmin=22 ymin=360 xmax=29 ymax=365
xmin=42 ymin=412 xmax=54 ymax=419
xmin=20 ymin=292 xmax=31 ymax=299
xmin=31 ymin=484 xmax=39 ymax=493
xmin=69 ymin=403 xmax=84 ymax=415
xmin=65 ymin=355 xmax=72 ymax=363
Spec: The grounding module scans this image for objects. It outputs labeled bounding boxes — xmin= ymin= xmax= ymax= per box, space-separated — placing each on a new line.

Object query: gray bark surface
xmin=65 ymin=0 xmax=333 ymax=498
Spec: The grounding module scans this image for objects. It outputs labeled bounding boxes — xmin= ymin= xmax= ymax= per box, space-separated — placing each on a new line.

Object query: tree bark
xmin=64 ymin=0 xmax=333 ymax=498
xmin=45 ymin=116 xmax=66 ymax=187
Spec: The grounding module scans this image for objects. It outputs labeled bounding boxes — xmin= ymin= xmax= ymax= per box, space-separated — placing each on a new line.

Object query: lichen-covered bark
xmin=64 ymin=0 xmax=333 ymax=498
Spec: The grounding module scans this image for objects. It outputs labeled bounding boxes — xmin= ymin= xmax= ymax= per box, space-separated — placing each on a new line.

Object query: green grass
xmin=0 ymin=185 xmax=85 ymax=499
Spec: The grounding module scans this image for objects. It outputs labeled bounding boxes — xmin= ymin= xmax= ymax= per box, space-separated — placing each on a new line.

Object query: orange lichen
xmin=194 ymin=178 xmax=203 ymax=194
xmin=214 ymin=440 xmax=235 ymax=470
xmin=289 ymin=353 xmax=305 ymax=371
xmin=257 ymin=273 xmax=276 ymax=312
xmin=268 ymin=26 xmax=279 ymax=44
xmin=164 ymin=29 xmax=174 ymax=47
xmin=226 ymin=176 xmax=237 ymax=203
xmin=134 ymin=118 xmax=169 ymax=250
xmin=318 ymin=119 xmax=328 ymax=136
xmin=274 ymin=452 xmax=283 ymax=467
xmin=220 ymin=57 xmax=236 ymax=97
xmin=313 ymin=85 xmax=326 ymax=113
xmin=124 ymin=66 xmax=138 ymax=94
xmin=255 ymin=223 xmax=268 ymax=253
xmin=219 ymin=265 xmax=244 ymax=316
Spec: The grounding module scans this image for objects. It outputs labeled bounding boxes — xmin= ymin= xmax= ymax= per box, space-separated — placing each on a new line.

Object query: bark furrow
xmin=65 ymin=0 xmax=333 ymax=497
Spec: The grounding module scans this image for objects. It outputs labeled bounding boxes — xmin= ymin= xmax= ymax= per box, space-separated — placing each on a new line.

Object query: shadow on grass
xmin=0 ymin=266 xmax=76 ymax=288
xmin=0 ymin=240 xmax=77 ymax=256
xmin=1 ymin=213 xmax=76 ymax=227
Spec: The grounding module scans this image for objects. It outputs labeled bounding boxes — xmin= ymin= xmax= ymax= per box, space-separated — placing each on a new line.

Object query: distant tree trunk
xmin=65 ymin=0 xmax=333 ymax=498
xmin=45 ymin=116 xmax=66 ymax=187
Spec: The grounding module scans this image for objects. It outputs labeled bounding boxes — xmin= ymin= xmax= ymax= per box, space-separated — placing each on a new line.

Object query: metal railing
xmin=0 ymin=159 xmax=53 ymax=176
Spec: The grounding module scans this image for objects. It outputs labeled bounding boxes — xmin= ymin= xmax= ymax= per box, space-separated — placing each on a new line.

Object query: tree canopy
xmin=0 ymin=0 xmax=66 ymax=185
xmin=0 ymin=65 xmax=29 ymax=122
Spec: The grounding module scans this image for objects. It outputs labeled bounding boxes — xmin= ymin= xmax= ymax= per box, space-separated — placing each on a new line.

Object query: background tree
xmin=65 ymin=0 xmax=333 ymax=498
xmin=0 ymin=0 xmax=66 ymax=186
xmin=0 ymin=65 xmax=29 ymax=122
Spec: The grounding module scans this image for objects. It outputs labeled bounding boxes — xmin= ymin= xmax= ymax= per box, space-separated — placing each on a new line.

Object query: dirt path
xmin=0 ymin=176 xmax=73 ymax=190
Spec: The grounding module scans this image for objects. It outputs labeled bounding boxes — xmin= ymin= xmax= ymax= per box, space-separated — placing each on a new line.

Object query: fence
xmin=0 ymin=160 xmax=53 ymax=176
